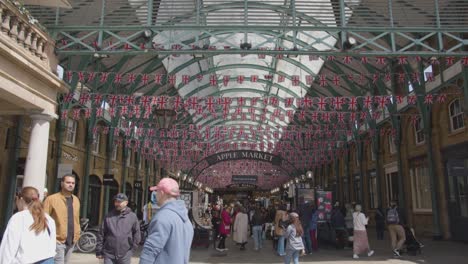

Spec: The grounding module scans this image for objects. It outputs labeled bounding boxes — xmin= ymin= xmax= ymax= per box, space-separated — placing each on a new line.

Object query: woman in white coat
xmin=233 ymin=207 xmax=249 ymax=250
xmin=0 ymin=186 xmax=56 ymax=264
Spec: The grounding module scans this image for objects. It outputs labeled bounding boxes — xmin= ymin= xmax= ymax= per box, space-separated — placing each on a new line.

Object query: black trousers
xmin=218 ymin=234 xmax=227 ymax=249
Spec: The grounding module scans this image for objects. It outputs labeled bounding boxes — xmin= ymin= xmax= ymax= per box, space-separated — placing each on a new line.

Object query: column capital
xmin=30 ymin=113 xmax=54 ymax=122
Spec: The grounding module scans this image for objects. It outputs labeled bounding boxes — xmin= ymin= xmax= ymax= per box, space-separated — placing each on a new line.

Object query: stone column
xmin=23 ymin=114 xmax=53 ymax=200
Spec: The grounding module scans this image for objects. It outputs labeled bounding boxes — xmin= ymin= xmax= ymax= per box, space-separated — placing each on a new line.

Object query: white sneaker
xmin=368 ymin=250 xmax=374 ymax=257
xmin=353 ymin=254 xmax=359 ymax=259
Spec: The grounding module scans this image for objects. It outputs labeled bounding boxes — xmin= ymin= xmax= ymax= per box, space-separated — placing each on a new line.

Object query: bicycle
xmin=76 ymin=218 xmax=99 ymax=253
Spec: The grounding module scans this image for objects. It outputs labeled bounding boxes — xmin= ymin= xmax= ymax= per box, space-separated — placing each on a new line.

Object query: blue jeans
xmin=303 ymin=227 xmax=312 ymax=253
xmin=55 ymin=243 xmax=75 ymax=264
xmin=277 ymin=236 xmax=286 ymax=255
xmin=284 ymin=249 xmax=300 ymax=264
xmin=35 ymin=258 xmax=54 ymax=264
xmin=252 ymin=225 xmax=263 ymax=249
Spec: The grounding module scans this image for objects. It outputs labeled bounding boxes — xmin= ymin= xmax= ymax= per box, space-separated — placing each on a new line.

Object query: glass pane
xmin=458 ymin=175 xmax=468 ymax=217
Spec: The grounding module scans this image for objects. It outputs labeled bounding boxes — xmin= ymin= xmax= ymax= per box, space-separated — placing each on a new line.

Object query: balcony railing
xmin=0 ymin=0 xmax=54 ymax=64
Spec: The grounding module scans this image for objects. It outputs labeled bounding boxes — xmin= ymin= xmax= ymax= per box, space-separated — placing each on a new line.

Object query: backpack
xmin=387 ymin=208 xmax=399 ymax=224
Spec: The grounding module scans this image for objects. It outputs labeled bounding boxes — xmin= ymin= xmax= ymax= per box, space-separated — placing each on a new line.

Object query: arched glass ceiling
xmin=146 ymin=0 xmax=354 ymax=153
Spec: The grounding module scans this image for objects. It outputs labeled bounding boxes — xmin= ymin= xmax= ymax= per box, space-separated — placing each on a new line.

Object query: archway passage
xmin=190 ymin=150 xmax=299 ymax=190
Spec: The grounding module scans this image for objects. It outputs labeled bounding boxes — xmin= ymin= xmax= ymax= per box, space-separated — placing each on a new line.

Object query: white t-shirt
xmin=0 ymin=210 xmax=56 ymax=264
xmin=353 ymin=212 xmax=368 ymax=231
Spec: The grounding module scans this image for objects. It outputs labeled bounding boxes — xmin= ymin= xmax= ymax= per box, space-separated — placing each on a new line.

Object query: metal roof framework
xmin=26 ymin=0 xmax=468 ymax=190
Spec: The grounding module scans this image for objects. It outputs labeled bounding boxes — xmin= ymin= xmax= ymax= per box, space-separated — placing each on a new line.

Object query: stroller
xmin=403 ymin=226 xmax=423 ymax=256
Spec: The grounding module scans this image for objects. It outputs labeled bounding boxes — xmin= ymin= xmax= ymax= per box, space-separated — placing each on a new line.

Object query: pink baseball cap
xmin=149 ymin=178 xmax=180 ymax=196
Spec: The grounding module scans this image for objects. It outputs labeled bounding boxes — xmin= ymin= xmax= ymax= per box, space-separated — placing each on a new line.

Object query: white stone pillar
xmin=23 ymin=114 xmax=53 ymax=199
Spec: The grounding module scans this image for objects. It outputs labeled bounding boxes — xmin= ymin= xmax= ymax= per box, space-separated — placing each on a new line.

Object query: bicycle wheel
xmin=76 ymin=232 xmax=97 ymax=253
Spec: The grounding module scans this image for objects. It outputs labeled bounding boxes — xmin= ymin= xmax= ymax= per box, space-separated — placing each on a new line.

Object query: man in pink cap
xmin=139 ymin=178 xmax=194 ymax=264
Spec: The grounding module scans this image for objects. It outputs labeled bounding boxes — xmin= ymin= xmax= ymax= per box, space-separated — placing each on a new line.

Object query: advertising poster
xmin=316 ymin=191 xmax=333 ymax=222
xmin=297 ymin=188 xmax=315 ymax=206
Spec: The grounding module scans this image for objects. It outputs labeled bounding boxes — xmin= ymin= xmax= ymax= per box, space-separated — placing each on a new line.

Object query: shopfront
xmin=444 ymin=143 xmax=468 ymax=241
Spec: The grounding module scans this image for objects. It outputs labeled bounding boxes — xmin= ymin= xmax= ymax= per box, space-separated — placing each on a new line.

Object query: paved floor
xmin=70 ymin=232 xmax=467 ymax=264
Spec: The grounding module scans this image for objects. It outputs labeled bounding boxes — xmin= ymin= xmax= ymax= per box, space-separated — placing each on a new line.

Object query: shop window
xmin=388 ymin=135 xmax=396 ymax=154
xmin=410 ymin=165 xmax=432 ymax=211
xmin=65 ymin=118 xmax=77 ymax=145
xmin=370 ymin=146 xmax=376 ymax=161
xmin=112 ymin=145 xmax=118 ymax=161
xmin=126 ymin=153 xmax=131 ymax=167
xmin=449 ymin=99 xmax=465 ymax=132
xmin=414 ymin=117 xmax=425 ymax=145
xmin=385 ymin=168 xmax=399 ymax=204
xmin=343 ymin=178 xmax=349 ymax=203
xmin=369 ymin=170 xmax=378 ymax=209
xmin=92 ymin=133 xmax=100 ymax=154
xmin=355 ymin=148 xmax=360 ymax=168
xmin=354 ymin=175 xmax=361 ymax=203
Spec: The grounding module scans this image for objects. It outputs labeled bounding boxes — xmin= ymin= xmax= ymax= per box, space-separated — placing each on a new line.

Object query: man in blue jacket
xmin=140 ymin=178 xmax=194 ymax=264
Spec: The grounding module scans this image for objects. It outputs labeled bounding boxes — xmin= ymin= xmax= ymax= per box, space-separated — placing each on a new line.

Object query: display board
xmin=297 ymin=188 xmax=315 ymax=206
xmin=316 ymin=191 xmax=332 ymax=222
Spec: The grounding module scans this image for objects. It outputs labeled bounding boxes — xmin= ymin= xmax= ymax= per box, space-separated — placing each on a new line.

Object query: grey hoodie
xmin=140 ymin=200 xmax=194 ymax=264
xmin=96 ymin=207 xmax=140 ymax=259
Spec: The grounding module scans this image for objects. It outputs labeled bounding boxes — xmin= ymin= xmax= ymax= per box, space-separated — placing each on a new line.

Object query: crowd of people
xmin=0 ymin=176 xmax=194 ymax=264
xmin=207 ymin=199 xmax=423 ymax=264
xmin=0 ymin=174 xmax=423 ymax=264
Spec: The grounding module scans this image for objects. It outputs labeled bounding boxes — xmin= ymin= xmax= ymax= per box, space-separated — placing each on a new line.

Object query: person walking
xmin=299 ymin=202 xmax=313 ymax=254
xmin=283 ymin=212 xmax=305 ymax=264
xmin=344 ymin=203 xmax=354 ymax=237
xmin=43 ymin=174 xmax=80 ymax=264
xmin=308 ymin=207 xmax=319 ymax=251
xmin=274 ymin=204 xmax=288 ymax=256
xmin=217 ymin=205 xmax=232 ymax=251
xmin=352 ymin=204 xmax=374 ymax=259
xmin=0 ymin=186 xmax=56 ymax=264
xmin=387 ymin=201 xmax=406 ymax=257
xmin=140 ymin=178 xmax=194 ymax=264
xmin=375 ymin=206 xmax=386 ymax=240
xmin=331 ymin=203 xmax=346 ymax=249
xmin=233 ymin=207 xmax=249 ymax=250
xmin=96 ymin=193 xmax=140 ymax=264
xmin=251 ymin=207 xmax=266 ymax=251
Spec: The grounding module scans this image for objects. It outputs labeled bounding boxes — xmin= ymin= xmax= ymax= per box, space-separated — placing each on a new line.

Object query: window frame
xmin=353 ymin=174 xmax=361 ymax=203
xmin=388 ymin=135 xmax=396 ymax=155
xmin=65 ymin=118 xmax=78 ymax=145
xmin=449 ymin=99 xmax=465 ymax=132
xmin=414 ymin=116 xmax=425 ymax=145
xmin=368 ymin=170 xmax=378 ymax=209
xmin=410 ymin=165 xmax=433 ymax=212
xmin=112 ymin=145 xmax=118 ymax=161
xmin=92 ymin=133 xmax=100 ymax=154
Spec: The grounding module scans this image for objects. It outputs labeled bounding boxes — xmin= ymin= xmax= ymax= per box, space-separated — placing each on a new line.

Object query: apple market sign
xmin=205 ymin=150 xmax=282 ymax=165
xmin=189 ymin=151 xmax=300 ymax=181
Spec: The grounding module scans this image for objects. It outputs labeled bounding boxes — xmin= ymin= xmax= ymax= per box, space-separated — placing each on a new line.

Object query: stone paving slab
xmin=70 ymin=232 xmax=467 ymax=264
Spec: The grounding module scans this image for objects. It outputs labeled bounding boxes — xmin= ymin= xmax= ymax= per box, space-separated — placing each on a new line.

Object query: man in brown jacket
xmin=44 ymin=174 xmax=81 ymax=264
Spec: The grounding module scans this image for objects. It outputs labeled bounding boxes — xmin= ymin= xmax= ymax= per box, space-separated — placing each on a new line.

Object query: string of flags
xmin=61 ymin=93 xmax=454 ymax=123
xmin=63 ymin=93 xmax=453 ymax=110
xmin=58 ymin=40 xmax=468 ymax=66
xmin=64 ymin=69 xmax=443 ymax=87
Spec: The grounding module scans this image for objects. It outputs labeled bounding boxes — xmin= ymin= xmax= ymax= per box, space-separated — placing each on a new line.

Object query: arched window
xmin=449 ymin=99 xmax=465 ymax=132
xmin=414 ymin=117 xmax=425 ymax=144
